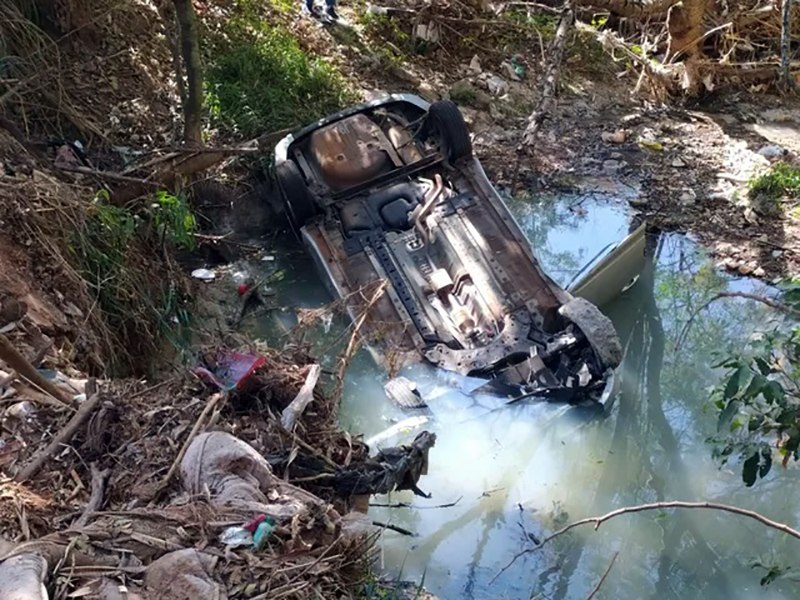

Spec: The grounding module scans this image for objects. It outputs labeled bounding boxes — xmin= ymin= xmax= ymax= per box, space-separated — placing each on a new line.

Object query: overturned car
xmin=275 ymin=95 xmax=622 ymax=405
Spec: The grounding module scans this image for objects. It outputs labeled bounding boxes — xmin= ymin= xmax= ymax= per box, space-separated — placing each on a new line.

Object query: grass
xmin=749 ymin=163 xmax=800 ymax=201
xmin=205 ymin=19 xmax=355 ymax=138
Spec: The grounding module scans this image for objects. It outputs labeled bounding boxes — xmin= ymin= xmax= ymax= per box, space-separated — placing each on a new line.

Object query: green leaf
xmin=724 ymin=365 xmax=751 ymax=401
xmin=718 ymin=400 xmax=740 ymax=431
xmin=754 ymin=357 xmax=773 ymax=376
xmin=759 ymin=447 xmax=772 ymax=478
xmin=742 ymin=452 xmax=759 ymax=487
xmin=743 ymin=373 xmax=767 ymax=399
xmin=763 ymin=380 xmax=786 ymax=405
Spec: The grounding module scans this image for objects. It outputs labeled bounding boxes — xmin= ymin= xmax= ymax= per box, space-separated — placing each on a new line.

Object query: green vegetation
xmin=449 ymin=84 xmax=477 ymax=107
xmin=204 ymin=4 xmax=355 ymax=138
xmin=709 ymin=282 xmax=800 ymax=487
xmin=68 ymin=191 xmax=193 ymax=374
xmin=749 ymin=163 xmax=800 ymax=201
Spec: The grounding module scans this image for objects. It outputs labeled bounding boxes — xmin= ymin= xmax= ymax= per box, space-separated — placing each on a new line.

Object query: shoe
xmin=324 ymin=5 xmax=340 ymax=20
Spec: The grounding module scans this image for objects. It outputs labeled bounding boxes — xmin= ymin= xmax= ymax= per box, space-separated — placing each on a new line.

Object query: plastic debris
xmin=191 ymin=268 xmax=216 ymax=281
xmin=219 ymin=526 xmax=253 ymax=548
xmin=253 ymin=519 xmax=275 ymax=550
xmin=193 ymin=351 xmax=266 ymax=391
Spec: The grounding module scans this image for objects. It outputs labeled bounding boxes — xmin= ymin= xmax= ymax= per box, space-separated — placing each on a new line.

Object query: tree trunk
xmin=666 ymin=0 xmax=709 ymax=61
xmin=172 ymin=0 xmax=204 ymax=146
xmin=781 ymin=0 xmax=796 ymax=90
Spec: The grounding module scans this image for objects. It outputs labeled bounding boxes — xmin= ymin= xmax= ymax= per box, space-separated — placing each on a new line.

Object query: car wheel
xmin=384 ymin=376 xmax=428 ymax=409
xmin=428 ymin=100 xmax=473 ymax=161
xmin=559 ymin=297 xmax=623 ymax=369
xmin=276 ymin=160 xmax=316 ymax=229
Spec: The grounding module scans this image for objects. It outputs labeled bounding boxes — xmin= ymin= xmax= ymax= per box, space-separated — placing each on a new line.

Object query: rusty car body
xmin=274 ymin=95 xmax=623 ymax=405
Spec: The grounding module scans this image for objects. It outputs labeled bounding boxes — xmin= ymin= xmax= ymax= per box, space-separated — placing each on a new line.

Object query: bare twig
xmin=71 ymin=463 xmax=111 ymax=529
xmin=495 ymin=501 xmax=800 ymax=580
xmin=676 ymin=291 xmax=800 ymax=350
xmin=54 ymin=165 xmax=161 ymax=188
xmin=0 ymin=334 xmax=73 ymax=407
xmin=372 ymin=521 xmax=417 ymax=536
xmin=281 ymin=364 xmax=322 ymax=431
xmin=16 ymin=386 xmax=101 ymax=482
xmin=584 ymin=551 xmax=619 ymax=600
xmin=159 ymin=391 xmax=226 ymax=490
xmin=369 ymin=496 xmax=463 ymax=509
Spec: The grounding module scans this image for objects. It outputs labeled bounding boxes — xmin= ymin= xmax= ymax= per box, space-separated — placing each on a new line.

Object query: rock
xmin=474 ymin=90 xmax=492 ymax=110
xmin=738 ymin=263 xmax=755 ymax=276
xmin=757 ymin=144 xmax=786 ymax=158
xmin=602 ymin=159 xmax=624 ymax=172
xmin=602 ymin=130 xmax=627 ymax=144
xmin=672 ymin=157 xmax=687 ymax=168
xmin=772 ymin=249 xmax=784 ymax=258
xmin=485 ymin=74 xmax=509 ymax=96
xmin=630 ymin=196 xmax=648 ymax=207
xmin=743 ymin=206 xmax=759 ymax=224
xmin=468 ymin=54 xmax=482 ymax=75
xmin=679 ymin=188 xmax=697 ymax=204
xmin=754 ymin=267 xmax=767 ymax=277
xmin=500 ymin=60 xmax=521 ymax=81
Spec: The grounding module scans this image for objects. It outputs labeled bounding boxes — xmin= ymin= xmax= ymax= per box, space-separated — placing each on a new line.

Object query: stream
xmin=244 ymin=179 xmax=796 ymax=599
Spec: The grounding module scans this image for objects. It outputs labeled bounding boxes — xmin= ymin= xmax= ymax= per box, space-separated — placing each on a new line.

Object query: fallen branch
xmin=675 ymin=291 xmax=800 ymax=350
xmin=0 ymin=334 xmax=73 ymax=407
xmin=71 ymin=463 xmax=111 ymax=529
xmin=372 ymin=521 xmax=417 ymax=537
xmin=585 ymin=551 xmax=619 ymax=600
xmin=55 ymin=165 xmax=161 ymax=188
xmin=159 ymin=391 xmax=226 ymax=490
xmin=780 ymin=0 xmax=796 ymax=90
xmin=281 ymin=364 xmax=322 ymax=431
xmin=494 ymin=500 xmax=800 ymax=580
xmin=369 ymin=496 xmax=462 ymax=509
xmin=16 ymin=383 xmax=101 ymax=482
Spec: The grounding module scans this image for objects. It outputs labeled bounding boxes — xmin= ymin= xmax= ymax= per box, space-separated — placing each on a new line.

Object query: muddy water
xmin=257 ymin=181 xmax=797 ymax=599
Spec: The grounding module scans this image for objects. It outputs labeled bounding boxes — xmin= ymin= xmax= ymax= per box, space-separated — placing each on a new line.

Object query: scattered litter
xmin=252 ymin=518 xmax=275 ymax=549
xmin=261 ymin=255 xmax=276 ymax=261
xmin=191 ymin=268 xmax=216 ymax=281
xmin=500 ymin=60 xmax=521 ymax=82
xmin=193 ymin=351 xmax=266 ymax=391
xmin=219 ymin=526 xmax=253 ymax=548
xmin=672 ymin=157 xmax=687 ymax=168
xmin=638 ymin=140 xmax=664 ymax=151
xmin=485 ymin=74 xmax=509 ymax=96
xmin=366 ymin=415 xmax=429 ymax=447
xmin=414 ymin=21 xmax=440 ymax=43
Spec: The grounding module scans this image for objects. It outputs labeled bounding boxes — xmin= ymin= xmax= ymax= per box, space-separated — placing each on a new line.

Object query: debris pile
xmin=0 ymin=340 xmax=436 ymax=599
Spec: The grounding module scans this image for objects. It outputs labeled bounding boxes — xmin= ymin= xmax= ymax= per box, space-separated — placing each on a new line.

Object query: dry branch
xmin=16 ymin=389 xmax=101 ymax=482
xmin=159 ymin=391 xmax=225 ymax=490
xmin=495 ymin=501 xmax=800 ymax=579
xmin=281 ymin=364 xmax=322 ymax=431
xmin=585 ymin=551 xmax=619 ymax=600
xmin=676 ymin=291 xmax=800 ymax=350
xmin=72 ymin=463 xmax=111 ymax=529
xmin=0 ymin=334 xmax=73 ymax=407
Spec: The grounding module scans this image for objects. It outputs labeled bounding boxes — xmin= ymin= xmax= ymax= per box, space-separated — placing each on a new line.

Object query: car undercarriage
xmin=275 ymin=95 xmax=622 ymax=406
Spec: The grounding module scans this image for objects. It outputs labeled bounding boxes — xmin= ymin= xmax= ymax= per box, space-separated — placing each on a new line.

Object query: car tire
xmin=276 ymin=160 xmax=316 ymax=229
xmin=428 ymin=100 xmax=473 ymax=161
xmin=384 ymin=376 xmax=427 ymax=409
xmin=559 ymin=297 xmax=623 ymax=369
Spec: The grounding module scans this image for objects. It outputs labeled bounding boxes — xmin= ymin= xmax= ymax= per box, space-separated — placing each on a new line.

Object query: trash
xmin=191 ymin=268 xmax=216 ymax=281
xmin=193 ymin=351 xmax=266 ymax=391
xmin=672 ymin=157 xmax=687 ymax=168
xmin=638 ymin=140 xmax=664 ymax=151
xmin=253 ymin=519 xmax=275 ymax=549
xmin=744 ymin=206 xmax=759 ymax=224
xmin=601 ymin=130 xmax=627 ymax=143
xmin=219 ymin=526 xmax=253 ymax=548
xmin=0 ymin=553 xmax=48 ymax=600
xmin=384 ymin=376 xmax=427 ymax=409
xmin=366 ymin=415 xmax=429 ymax=447
xmin=5 ymin=400 xmax=36 ymax=421
xmin=261 ymin=255 xmax=276 ymax=261
xmin=468 ymin=54 xmax=482 ymax=75
xmin=237 ymin=283 xmax=250 ymax=296
xmin=511 ymin=55 xmax=525 ymax=78
xmin=414 ymin=21 xmax=440 ymax=43
xmin=144 ymin=549 xmax=223 ymax=600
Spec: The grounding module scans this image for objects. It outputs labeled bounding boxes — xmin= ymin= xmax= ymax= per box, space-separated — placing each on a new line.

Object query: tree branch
xmin=585 ymin=551 xmax=619 ymax=600
xmin=495 ymin=501 xmax=800 ymax=580
xmin=675 ymin=291 xmax=800 ymax=351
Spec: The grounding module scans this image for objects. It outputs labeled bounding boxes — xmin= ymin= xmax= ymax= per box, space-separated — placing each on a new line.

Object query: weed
xmin=449 ymin=84 xmax=477 ymax=107
xmin=205 ymin=26 xmax=355 ymax=137
xmin=150 ymin=190 xmax=197 ymax=251
xmin=749 ymin=163 xmax=800 ymax=201
xmin=505 ymin=11 xmax=557 ymax=40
